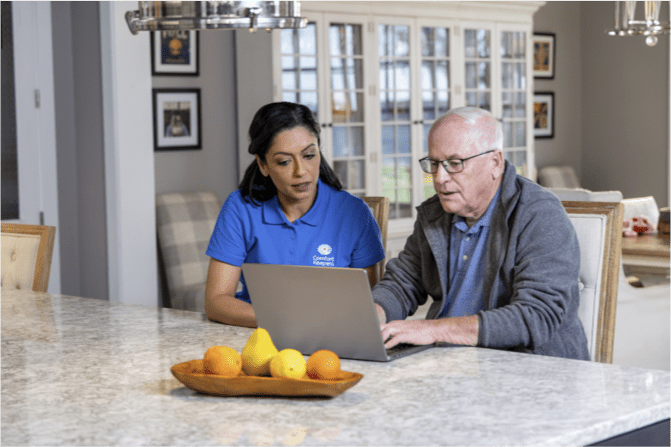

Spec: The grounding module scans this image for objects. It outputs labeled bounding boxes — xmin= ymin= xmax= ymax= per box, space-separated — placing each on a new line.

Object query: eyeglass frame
xmin=418 ymin=149 xmax=497 ymax=174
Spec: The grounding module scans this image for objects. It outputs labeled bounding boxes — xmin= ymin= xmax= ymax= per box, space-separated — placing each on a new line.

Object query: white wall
xmin=100 ymin=2 xmax=158 ymax=306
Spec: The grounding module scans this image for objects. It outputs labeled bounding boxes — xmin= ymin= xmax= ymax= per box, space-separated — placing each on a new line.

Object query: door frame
xmin=10 ymin=2 xmax=60 ymax=293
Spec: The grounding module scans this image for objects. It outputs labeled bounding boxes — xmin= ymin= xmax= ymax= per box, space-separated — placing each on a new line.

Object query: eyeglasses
xmin=418 ymin=150 xmax=496 ymax=174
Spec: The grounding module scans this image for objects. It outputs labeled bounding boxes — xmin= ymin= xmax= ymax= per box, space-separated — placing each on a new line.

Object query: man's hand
xmin=380 ymin=315 xmax=479 ymax=348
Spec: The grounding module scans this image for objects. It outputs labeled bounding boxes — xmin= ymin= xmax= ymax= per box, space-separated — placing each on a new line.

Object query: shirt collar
xmin=262 ymin=179 xmax=326 ymax=226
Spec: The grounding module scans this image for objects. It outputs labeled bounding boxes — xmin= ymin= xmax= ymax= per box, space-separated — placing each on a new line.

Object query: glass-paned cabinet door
xmin=278 ymin=21 xmax=319 ymax=120
xmin=329 ymin=20 xmax=366 ymax=197
xmin=378 ymin=20 xmax=413 ymax=219
xmin=463 ymin=25 xmax=493 ymax=111
xmin=418 ymin=23 xmax=453 ymax=202
xmin=499 ymin=26 xmax=533 ymax=178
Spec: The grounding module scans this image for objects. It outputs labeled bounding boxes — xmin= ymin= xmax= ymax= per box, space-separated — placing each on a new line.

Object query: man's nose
xmin=433 ymin=162 xmax=452 ymax=183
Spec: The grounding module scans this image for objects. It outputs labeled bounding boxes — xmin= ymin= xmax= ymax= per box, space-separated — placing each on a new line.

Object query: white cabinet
xmin=272 ymin=2 xmax=541 ymax=234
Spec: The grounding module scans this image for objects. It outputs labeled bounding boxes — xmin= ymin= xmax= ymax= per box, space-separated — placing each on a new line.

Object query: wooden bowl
xmin=170 ymin=360 xmax=363 ymax=397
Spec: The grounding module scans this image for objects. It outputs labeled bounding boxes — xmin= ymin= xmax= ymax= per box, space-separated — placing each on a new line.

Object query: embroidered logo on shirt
xmin=317 ymin=244 xmax=332 ymax=255
xmin=314 ymin=244 xmax=334 ymax=266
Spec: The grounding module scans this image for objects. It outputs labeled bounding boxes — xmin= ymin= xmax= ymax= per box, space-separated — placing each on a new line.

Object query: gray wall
xmin=153 ymin=30 xmax=239 ymax=206
xmin=533 ymin=1 xmax=583 ymax=176
xmin=235 ymin=30 xmax=274 ymax=182
xmin=52 ymin=1 xmax=108 ymax=300
xmin=580 ymin=1 xmax=668 ymax=206
xmin=534 ymin=1 xmax=669 ymax=207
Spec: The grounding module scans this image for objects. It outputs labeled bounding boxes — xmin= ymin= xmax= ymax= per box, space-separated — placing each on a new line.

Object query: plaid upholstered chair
xmin=156 ymin=191 xmax=221 ymax=312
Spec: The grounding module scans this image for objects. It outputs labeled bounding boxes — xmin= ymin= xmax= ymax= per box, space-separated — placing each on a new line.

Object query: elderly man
xmin=373 ymin=107 xmax=589 ymax=360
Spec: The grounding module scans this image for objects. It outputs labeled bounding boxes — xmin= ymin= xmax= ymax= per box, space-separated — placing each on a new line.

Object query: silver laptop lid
xmin=242 ymin=263 xmax=392 ymax=361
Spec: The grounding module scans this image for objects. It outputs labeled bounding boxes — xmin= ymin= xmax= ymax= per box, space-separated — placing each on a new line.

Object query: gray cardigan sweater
xmin=373 ymin=161 xmax=590 ymax=360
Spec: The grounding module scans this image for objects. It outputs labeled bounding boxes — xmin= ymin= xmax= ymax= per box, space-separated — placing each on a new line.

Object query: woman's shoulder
xmin=323 ymin=184 xmax=369 ymax=211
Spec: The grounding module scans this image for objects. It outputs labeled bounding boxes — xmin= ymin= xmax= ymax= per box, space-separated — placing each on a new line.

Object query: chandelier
xmin=125 ymin=1 xmax=307 ymax=35
xmin=607 ymin=1 xmax=670 ymax=46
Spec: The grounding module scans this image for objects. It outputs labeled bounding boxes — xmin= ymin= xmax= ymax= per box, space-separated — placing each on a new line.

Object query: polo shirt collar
xmin=262 ymin=179 xmax=326 ymax=226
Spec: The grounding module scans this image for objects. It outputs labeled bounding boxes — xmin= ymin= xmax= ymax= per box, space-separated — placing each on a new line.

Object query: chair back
xmin=562 ymin=201 xmax=623 ymax=363
xmin=155 ymin=191 xmax=221 ymax=311
xmin=362 ymin=196 xmax=389 ymax=285
xmin=1 ymin=223 xmax=56 ymax=293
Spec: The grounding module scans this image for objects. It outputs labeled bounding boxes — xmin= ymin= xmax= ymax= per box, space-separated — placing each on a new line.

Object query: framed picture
xmin=153 ymin=89 xmax=202 ymax=151
xmin=533 ymin=32 xmax=555 ymax=79
xmin=151 ymin=30 xmax=199 ymax=76
xmin=533 ymin=92 xmax=554 ymax=139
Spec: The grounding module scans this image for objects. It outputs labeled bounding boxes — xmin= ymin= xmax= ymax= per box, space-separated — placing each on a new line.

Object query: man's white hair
xmin=434 ymin=107 xmax=503 ymax=153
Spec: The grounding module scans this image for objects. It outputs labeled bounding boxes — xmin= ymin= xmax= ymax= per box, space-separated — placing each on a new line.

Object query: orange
xmin=203 ymin=346 xmax=242 ymax=377
xmin=306 ymin=350 xmax=342 ymax=380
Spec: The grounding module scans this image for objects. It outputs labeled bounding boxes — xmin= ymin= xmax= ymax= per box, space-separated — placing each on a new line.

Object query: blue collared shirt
xmin=441 ymin=188 xmax=501 ymax=317
xmin=206 ymin=180 xmax=386 ymax=303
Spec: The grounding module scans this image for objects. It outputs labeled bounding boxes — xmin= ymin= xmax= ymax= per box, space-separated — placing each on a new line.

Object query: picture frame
xmin=153 ymin=88 xmax=202 ymax=151
xmin=533 ymin=91 xmax=554 ymax=139
xmin=533 ymin=32 xmax=555 ymax=79
xmin=151 ymin=30 xmax=199 ymax=76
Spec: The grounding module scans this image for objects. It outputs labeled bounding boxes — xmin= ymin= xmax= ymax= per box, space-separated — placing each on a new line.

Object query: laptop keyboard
xmin=386 ymin=342 xmax=419 ymax=355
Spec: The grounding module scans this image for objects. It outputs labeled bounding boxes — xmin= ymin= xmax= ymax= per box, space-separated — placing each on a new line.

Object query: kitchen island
xmin=2 ymin=289 xmax=669 ymax=446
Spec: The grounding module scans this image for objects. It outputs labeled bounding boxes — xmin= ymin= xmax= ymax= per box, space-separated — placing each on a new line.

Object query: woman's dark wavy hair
xmin=239 ymin=102 xmax=343 ymax=204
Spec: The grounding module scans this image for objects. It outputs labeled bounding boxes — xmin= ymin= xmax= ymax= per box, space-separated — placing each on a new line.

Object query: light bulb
xmin=645 ymin=35 xmax=659 ymax=46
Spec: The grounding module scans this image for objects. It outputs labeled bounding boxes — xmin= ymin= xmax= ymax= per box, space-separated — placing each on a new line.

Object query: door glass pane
xmin=421 ymin=61 xmax=435 ymax=89
xmin=514 ymin=92 xmax=526 ymax=118
xmin=500 ymin=30 xmax=528 ymax=176
xmin=332 ymin=127 xmax=364 ymax=157
xmin=298 ymin=92 xmax=318 ymax=119
xmin=349 ymin=160 xmax=365 ymax=189
xmin=334 ymin=160 xmax=348 ymax=189
xmin=397 ymin=125 xmax=411 ymax=153
xmin=395 ymin=26 xmax=409 ymax=57
xmin=282 ymin=91 xmax=297 ymax=103
xmin=464 ymin=29 xmax=477 ymax=58
xmin=421 ymin=27 xmax=435 ymax=57
xmin=330 ymin=23 xmax=362 ymax=56
xmin=501 ymin=62 xmax=512 ymax=89
xmin=422 ymin=91 xmax=435 ymax=120
xmin=331 ymin=57 xmax=363 ymax=90
xmin=299 ymin=23 xmax=316 ymax=54
xmin=279 ymin=22 xmax=319 ymax=121
xmin=382 ymin=125 xmax=395 ymax=155
xmin=437 ymin=90 xmax=449 ymax=115
xmin=331 ymin=91 xmax=364 ymax=123
xmin=464 ymin=28 xmax=491 ymax=112
xmin=395 ymin=60 xmax=410 ymax=90
xmin=465 ymin=62 xmax=477 ymax=88
xmin=477 ymin=29 xmax=491 ymax=57
xmin=436 ymin=27 xmax=449 ymax=57
xmin=380 ymin=90 xmax=394 ymax=122
xmin=502 ymin=92 xmax=513 ymax=118
xmin=397 ymin=91 xmax=410 ymax=121
xmin=515 ymin=121 xmax=526 ymax=147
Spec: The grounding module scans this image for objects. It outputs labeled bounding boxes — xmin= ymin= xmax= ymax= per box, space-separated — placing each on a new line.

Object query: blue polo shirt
xmin=441 ymin=188 xmax=501 ymax=318
xmin=206 ymin=180 xmax=386 ymax=303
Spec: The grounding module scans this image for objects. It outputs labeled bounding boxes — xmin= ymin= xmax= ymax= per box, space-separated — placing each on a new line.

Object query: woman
xmin=205 ymin=102 xmax=385 ymax=327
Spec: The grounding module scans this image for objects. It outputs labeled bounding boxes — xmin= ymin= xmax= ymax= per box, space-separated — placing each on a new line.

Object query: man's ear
xmin=492 ymin=150 xmax=504 ymax=179
xmin=256 ymin=155 xmax=269 ymax=177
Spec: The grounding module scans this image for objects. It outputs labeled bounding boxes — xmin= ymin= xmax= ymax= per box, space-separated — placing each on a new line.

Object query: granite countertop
xmin=2 ymin=289 xmax=669 ymax=446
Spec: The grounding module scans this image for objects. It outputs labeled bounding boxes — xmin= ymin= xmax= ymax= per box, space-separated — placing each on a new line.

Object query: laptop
xmin=241 ymin=263 xmax=435 ymax=362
